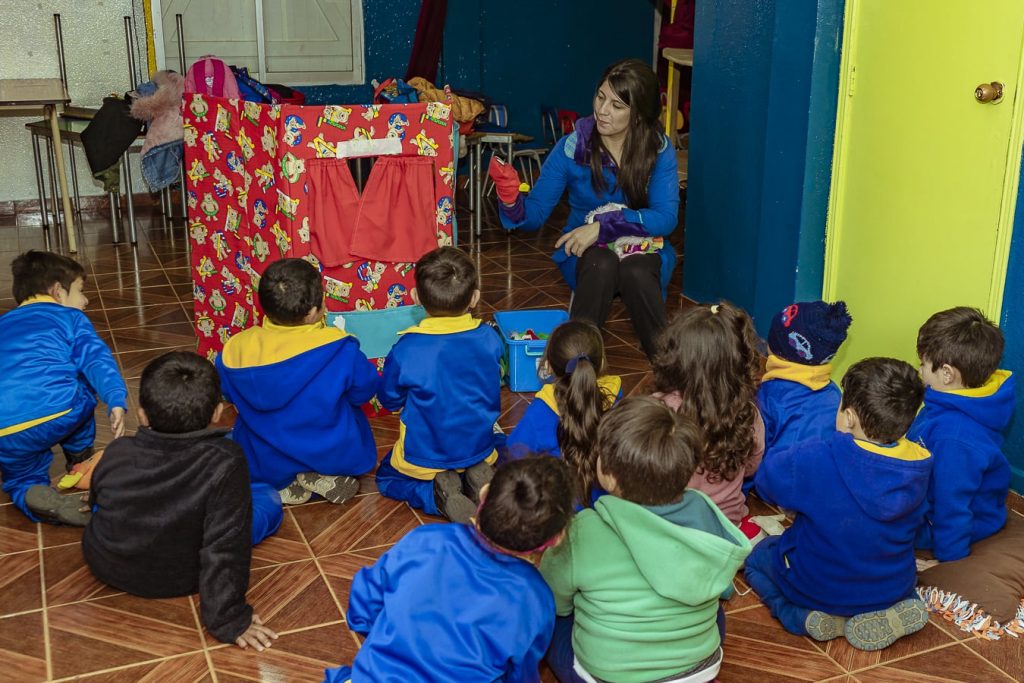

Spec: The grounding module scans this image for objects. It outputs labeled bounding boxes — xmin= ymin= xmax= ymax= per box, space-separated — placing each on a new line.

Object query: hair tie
xmin=565 ymin=353 xmax=592 ymax=374
xmin=710 ymin=304 xmax=721 ymax=314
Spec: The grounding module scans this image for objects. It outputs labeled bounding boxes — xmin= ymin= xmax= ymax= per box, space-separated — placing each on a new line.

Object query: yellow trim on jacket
xmin=535 ymin=375 xmax=623 ymax=414
xmin=947 ymin=369 xmax=1011 ymax=398
xmin=398 ymin=313 xmax=481 ymax=336
xmin=854 ymin=437 xmax=931 ymax=462
xmin=19 ymin=294 xmax=59 ymax=306
xmin=391 ymin=420 xmax=498 ymax=480
xmin=762 ymin=355 xmax=833 ymax=391
xmin=219 ymin=317 xmax=348 ymax=368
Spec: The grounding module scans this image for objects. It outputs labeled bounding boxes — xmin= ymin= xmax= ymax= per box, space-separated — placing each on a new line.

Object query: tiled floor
xmin=1 ymin=197 xmax=1022 ymax=682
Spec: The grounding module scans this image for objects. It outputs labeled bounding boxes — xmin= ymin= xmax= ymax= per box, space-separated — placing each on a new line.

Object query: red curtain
xmin=405 ymin=0 xmax=449 ymax=82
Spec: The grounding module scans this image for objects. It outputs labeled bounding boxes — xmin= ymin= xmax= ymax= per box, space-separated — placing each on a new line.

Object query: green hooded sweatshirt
xmin=540 ymin=491 xmax=751 ymax=683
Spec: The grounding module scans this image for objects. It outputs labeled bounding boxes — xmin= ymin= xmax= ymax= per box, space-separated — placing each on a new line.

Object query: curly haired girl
xmin=652 ymin=302 xmax=765 ymax=535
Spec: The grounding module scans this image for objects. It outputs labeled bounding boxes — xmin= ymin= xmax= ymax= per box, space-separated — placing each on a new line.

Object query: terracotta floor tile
xmin=0 ymin=550 xmax=42 ymax=616
xmin=821 ymin=619 xmax=959 ymax=673
xmin=0 ymin=611 xmax=48 ymax=682
xmin=99 ymin=286 xmax=182 ymax=309
xmin=319 ymin=552 xmax=372 ymax=611
xmin=109 ymin=322 xmax=197 ymax=353
xmin=0 ymin=505 xmax=39 ymax=555
xmin=347 ymin=503 xmax=420 ymax=552
xmin=854 ymin=641 xmax=1013 ymax=681
xmin=252 ymin=510 xmax=315 ymax=568
xmin=90 ymin=269 xmax=175 ymax=291
xmin=47 ymin=596 xmax=203 ymax=679
xmin=727 ymin=605 xmax=822 ymax=653
xmin=290 ymin=493 xmax=403 ymax=557
xmin=721 ymin=634 xmax=845 ymax=680
xmin=42 ymin=542 xmax=122 ymax=606
xmin=963 ymin=634 xmax=1024 ymax=682
xmin=210 ymin=622 xmax=356 ymax=682
xmin=64 ymin=651 xmax=212 ymax=682
xmin=116 ymin=345 xmax=198 ymax=379
xmin=105 ymin=302 xmax=191 ymax=329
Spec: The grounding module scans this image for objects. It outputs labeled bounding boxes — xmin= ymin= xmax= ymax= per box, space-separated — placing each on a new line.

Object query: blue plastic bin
xmin=493 ymin=309 xmax=569 ymax=392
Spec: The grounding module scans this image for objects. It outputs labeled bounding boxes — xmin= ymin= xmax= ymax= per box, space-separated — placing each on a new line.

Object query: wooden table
xmin=0 ymin=79 xmax=77 ymax=252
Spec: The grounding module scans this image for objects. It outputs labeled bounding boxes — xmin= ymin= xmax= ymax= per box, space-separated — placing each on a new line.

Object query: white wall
xmin=0 ymin=0 xmax=151 ymax=203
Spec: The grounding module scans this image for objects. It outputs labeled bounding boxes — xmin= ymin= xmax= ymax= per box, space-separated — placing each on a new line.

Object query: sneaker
xmin=62 ymin=446 xmax=94 ymax=473
xmin=433 ymin=470 xmax=477 ymax=524
xmin=279 ymin=480 xmax=313 ymax=505
xmin=297 ymin=472 xmax=360 ymax=505
xmin=844 ymin=598 xmax=929 ymax=651
xmin=25 ymin=485 xmax=91 ymax=526
xmin=805 ymin=611 xmax=847 ymax=642
xmin=464 ymin=461 xmax=496 ymax=503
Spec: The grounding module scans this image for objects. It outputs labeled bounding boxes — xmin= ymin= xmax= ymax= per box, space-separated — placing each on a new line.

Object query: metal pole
xmin=31 ymin=133 xmax=49 ymax=230
xmin=176 ymin=14 xmax=188 ymax=223
xmin=124 ymin=16 xmax=139 ymax=90
xmin=53 ymin=14 xmax=68 ymax=97
xmin=123 ymin=153 xmax=138 ymax=244
xmin=66 ymin=139 xmax=81 ymax=217
xmin=109 ymin=191 xmax=122 ymax=244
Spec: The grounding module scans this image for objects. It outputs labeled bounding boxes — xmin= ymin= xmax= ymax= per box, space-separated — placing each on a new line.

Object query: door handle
xmin=975 ymin=82 xmax=1004 ymax=104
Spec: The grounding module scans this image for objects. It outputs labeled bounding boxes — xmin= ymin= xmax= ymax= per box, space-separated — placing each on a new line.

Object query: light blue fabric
xmin=326 ymin=305 xmax=426 ymax=360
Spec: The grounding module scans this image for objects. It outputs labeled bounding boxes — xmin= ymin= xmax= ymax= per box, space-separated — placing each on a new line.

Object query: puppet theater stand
xmin=184 ymin=96 xmax=457 ymax=413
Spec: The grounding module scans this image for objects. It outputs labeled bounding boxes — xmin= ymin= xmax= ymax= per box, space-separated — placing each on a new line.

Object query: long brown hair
xmin=652 ymin=303 xmax=762 ymax=483
xmin=589 ymin=58 xmax=662 ymax=208
xmin=547 ymin=321 xmax=612 ymax=501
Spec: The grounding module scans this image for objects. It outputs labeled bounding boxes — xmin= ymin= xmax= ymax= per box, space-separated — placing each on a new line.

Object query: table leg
xmin=46 ymin=105 xmax=77 ymax=252
xmin=474 ymin=142 xmax=483 ymax=236
xmin=665 ymin=62 xmax=681 ymax=146
xmin=467 ymin=140 xmax=475 ymax=213
xmin=45 ymin=137 xmax=63 ymax=247
xmin=66 ymin=138 xmax=82 ymax=218
xmin=123 ymin=153 xmax=138 ymax=245
xmin=30 ymin=132 xmax=49 ymax=231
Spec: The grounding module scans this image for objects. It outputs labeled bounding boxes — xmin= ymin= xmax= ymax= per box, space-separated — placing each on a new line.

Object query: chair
xmin=483 ymin=104 xmax=553 ymax=192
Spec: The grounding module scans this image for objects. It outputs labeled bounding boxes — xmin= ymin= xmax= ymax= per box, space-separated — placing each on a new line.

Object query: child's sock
xmin=844 ymin=598 xmax=929 ymax=651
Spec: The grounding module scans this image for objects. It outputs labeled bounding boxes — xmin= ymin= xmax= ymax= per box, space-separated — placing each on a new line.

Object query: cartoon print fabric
xmin=185 ymin=97 xmax=456 ymax=368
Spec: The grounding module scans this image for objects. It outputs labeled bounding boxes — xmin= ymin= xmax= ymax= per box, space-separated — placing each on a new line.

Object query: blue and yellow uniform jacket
xmin=909 ymin=371 xmax=1015 ymax=562
xmin=506 ymin=375 xmax=623 ymax=458
xmin=378 ymin=314 xmax=503 ymax=474
xmin=757 ymin=355 xmax=841 ymax=457
xmin=216 ymin=317 xmax=380 ymax=490
xmin=755 ymin=431 xmax=932 ymax=616
xmin=0 ymin=296 xmax=127 ymax=436
xmin=336 ymin=523 xmax=555 ymax=683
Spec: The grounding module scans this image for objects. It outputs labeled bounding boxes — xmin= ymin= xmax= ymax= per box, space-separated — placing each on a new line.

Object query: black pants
xmin=570 ymin=248 xmax=666 ymax=358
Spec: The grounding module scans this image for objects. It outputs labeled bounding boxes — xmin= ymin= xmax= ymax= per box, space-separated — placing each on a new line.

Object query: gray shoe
xmin=297 ymin=472 xmax=360 ymax=505
xmin=433 ymin=470 xmax=477 ymax=524
xmin=278 ymin=480 xmax=313 ymax=505
xmin=25 ymin=485 xmax=91 ymax=526
xmin=464 ymin=461 xmax=496 ymax=503
xmin=844 ymin=598 xmax=929 ymax=651
xmin=805 ymin=611 xmax=847 ymax=642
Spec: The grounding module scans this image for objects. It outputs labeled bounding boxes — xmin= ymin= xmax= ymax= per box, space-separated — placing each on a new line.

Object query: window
xmin=152 ymin=0 xmax=364 ymax=86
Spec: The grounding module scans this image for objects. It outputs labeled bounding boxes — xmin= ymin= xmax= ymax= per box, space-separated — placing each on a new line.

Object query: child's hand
xmin=235 ymin=614 xmax=278 ymax=652
xmin=79 ymin=492 xmax=90 ymax=514
xmin=110 ymin=407 xmax=126 ymax=439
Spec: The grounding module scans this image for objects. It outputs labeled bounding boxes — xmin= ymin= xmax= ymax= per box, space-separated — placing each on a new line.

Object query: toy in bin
xmin=493 ymin=309 xmax=569 ymax=392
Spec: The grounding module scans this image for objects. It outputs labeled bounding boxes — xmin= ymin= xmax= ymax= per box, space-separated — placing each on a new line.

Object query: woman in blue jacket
xmin=492 ymin=59 xmax=680 ymax=358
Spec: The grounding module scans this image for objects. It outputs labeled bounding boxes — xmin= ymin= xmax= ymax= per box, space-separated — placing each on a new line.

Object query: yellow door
xmin=824 ymin=0 xmax=1024 ymax=376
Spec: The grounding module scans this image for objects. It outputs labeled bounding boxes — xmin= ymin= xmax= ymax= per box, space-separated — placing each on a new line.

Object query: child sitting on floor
xmin=758 ymin=300 xmax=851 ymax=457
xmin=376 ymin=246 xmax=504 ymax=523
xmin=325 ymin=456 xmax=575 ymax=682
xmin=217 ymin=258 xmax=380 ymax=505
xmin=0 ymin=250 xmax=127 ymax=525
xmin=911 ymin=306 xmax=1014 ymax=562
xmin=84 ymin=351 xmax=282 ymax=649
xmin=651 ymin=302 xmax=765 ymax=538
xmin=541 ymin=396 xmax=751 ymax=683
xmin=748 ymin=357 xmax=932 ymax=651
xmin=506 ymin=320 xmax=622 ymax=505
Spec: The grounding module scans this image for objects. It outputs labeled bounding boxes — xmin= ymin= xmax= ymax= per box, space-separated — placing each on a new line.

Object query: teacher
xmin=491 ymin=58 xmax=680 ymax=358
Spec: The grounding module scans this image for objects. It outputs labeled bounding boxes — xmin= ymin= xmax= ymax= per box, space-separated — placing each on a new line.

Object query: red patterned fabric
xmin=184 ymin=98 xmax=456 ymax=370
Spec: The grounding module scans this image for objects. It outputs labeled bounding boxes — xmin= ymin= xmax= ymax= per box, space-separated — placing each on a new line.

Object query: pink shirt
xmin=653 ymin=390 xmax=765 ymax=523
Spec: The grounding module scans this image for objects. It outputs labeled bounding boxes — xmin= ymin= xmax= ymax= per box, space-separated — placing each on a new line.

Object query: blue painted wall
xmin=298 ymin=0 xmax=657 ymax=142
xmin=1000 ymin=153 xmax=1024 ymax=494
xmin=683 ymin=0 xmax=843 ymax=334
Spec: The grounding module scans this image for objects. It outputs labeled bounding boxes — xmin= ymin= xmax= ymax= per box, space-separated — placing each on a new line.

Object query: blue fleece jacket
xmin=499 ymin=117 xmax=679 ymax=296
xmin=757 ymin=355 xmax=841 ymax=459
xmin=216 ymin=318 xmax=380 ymax=490
xmin=0 ymin=297 xmax=127 ymax=433
xmin=754 ymin=431 xmax=932 ymax=616
xmin=378 ymin=315 xmax=503 ymax=470
xmin=909 ymin=371 xmax=1014 ymax=562
xmin=335 ymin=523 xmax=554 ymax=683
